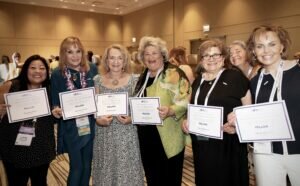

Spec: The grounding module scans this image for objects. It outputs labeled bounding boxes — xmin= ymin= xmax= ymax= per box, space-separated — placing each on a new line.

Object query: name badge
xmin=253 ymin=142 xmax=272 ymax=154
xmin=19 ymin=126 xmax=35 ymax=137
xmin=76 ymin=116 xmax=90 ymax=136
xmin=15 ymin=133 xmax=33 ymax=146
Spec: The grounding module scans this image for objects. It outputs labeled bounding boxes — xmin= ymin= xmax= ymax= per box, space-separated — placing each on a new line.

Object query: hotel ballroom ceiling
xmin=0 ymin=0 xmax=166 ymax=15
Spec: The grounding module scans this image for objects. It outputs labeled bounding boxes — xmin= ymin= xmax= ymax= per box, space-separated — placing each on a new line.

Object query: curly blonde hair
xmin=138 ymin=36 xmax=169 ymax=63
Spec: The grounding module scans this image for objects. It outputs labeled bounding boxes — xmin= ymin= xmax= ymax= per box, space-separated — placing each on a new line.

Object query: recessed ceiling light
xmin=81 ymin=1 xmax=85 ymax=4
xmin=92 ymin=4 xmax=96 ymax=7
xmin=115 ymin=7 xmax=120 ymax=10
xmin=89 ymin=9 xmax=95 ymax=12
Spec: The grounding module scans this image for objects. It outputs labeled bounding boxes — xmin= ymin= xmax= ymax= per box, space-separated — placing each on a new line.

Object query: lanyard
xmin=255 ymin=61 xmax=284 ymax=103
xmin=136 ymin=67 xmax=163 ymax=98
xmin=194 ymin=69 xmax=224 ymax=106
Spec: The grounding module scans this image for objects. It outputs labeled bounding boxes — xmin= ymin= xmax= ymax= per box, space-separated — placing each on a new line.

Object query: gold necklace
xmin=108 ymin=73 xmax=123 ymax=86
xmin=112 ymin=79 xmax=119 ymax=86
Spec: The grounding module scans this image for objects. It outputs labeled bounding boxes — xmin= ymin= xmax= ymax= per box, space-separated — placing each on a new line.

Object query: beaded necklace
xmin=63 ymin=66 xmax=87 ymax=90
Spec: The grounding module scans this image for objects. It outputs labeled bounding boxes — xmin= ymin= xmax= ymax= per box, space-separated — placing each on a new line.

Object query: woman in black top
xmin=0 ymin=55 xmax=55 ymax=186
xmin=182 ymin=39 xmax=251 ymax=186
xmin=247 ymin=25 xmax=300 ymax=186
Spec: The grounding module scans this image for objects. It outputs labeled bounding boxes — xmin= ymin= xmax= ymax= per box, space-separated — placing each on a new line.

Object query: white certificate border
xmin=59 ymin=87 xmax=97 ymax=120
xmin=95 ymin=92 xmax=128 ymax=117
xmin=234 ymin=101 xmax=295 ymax=143
xmin=4 ymin=88 xmax=51 ymax=123
xmin=188 ymin=104 xmax=224 ymax=140
xmin=129 ymin=97 xmax=162 ymax=125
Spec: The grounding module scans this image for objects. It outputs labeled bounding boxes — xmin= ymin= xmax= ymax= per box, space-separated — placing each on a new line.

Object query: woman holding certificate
xmin=92 ymin=44 xmax=144 ymax=185
xmin=51 ymin=36 xmax=98 ymax=186
xmin=247 ymin=25 xmax=300 ymax=186
xmin=182 ymin=39 xmax=251 ymax=186
xmin=0 ymin=55 xmax=55 ymax=186
xmin=134 ymin=36 xmax=191 ymax=186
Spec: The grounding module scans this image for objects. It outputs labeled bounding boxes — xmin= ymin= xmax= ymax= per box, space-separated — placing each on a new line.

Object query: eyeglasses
xmin=202 ymin=53 xmax=222 ymax=60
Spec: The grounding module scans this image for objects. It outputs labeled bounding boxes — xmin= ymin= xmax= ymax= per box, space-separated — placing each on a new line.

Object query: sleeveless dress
xmin=92 ymin=74 xmax=144 ymax=186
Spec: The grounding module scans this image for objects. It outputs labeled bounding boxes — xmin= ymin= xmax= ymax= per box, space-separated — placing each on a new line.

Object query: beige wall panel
xmin=38 ymin=46 xmax=59 ymax=59
xmin=103 ymin=15 xmax=122 ymax=42
xmin=183 ymin=0 xmax=300 ymax=33
xmin=123 ymin=1 xmax=173 ymax=44
xmin=35 ymin=7 xmax=56 ymax=39
xmin=72 ymin=11 xmax=104 ymax=41
xmin=83 ymin=14 xmax=104 ymax=41
xmin=181 ymin=0 xmax=300 ymax=57
xmin=215 ymin=0 xmax=300 ymax=27
xmin=0 ymin=46 xmax=17 ymax=61
xmin=54 ymin=9 xmax=74 ymax=39
xmin=183 ymin=0 xmax=213 ymax=32
xmin=286 ymin=28 xmax=300 ymax=56
xmin=15 ymin=46 xmax=39 ymax=60
xmin=0 ymin=2 xmax=15 ymax=38
xmin=14 ymin=4 xmax=39 ymax=38
xmin=0 ymin=2 xmax=123 ymax=63
xmin=174 ymin=0 xmax=184 ymax=47
xmin=0 ymin=38 xmax=60 ymax=47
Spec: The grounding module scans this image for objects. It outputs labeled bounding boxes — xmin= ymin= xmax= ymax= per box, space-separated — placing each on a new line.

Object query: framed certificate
xmin=96 ymin=92 xmax=128 ymax=117
xmin=4 ymin=88 xmax=51 ymax=123
xmin=234 ymin=100 xmax=295 ymax=143
xmin=129 ymin=97 xmax=162 ymax=125
xmin=59 ymin=87 xmax=97 ymax=120
xmin=188 ymin=104 xmax=223 ymax=140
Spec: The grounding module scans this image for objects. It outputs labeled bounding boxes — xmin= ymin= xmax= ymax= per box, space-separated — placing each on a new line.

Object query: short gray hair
xmin=138 ymin=36 xmax=169 ymax=62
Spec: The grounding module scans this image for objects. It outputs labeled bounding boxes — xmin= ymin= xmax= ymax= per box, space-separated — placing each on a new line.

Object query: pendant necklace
xmin=71 ymin=72 xmax=78 ymax=81
xmin=108 ymin=73 xmax=123 ymax=86
xmin=112 ymin=79 xmax=119 ymax=86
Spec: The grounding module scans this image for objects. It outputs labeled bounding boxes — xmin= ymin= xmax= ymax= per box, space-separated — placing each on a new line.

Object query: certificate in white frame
xmin=59 ymin=87 xmax=97 ymax=120
xmin=129 ymin=97 xmax=162 ymax=125
xmin=4 ymin=88 xmax=51 ymax=123
xmin=96 ymin=92 xmax=128 ymax=117
xmin=188 ymin=104 xmax=223 ymax=140
xmin=234 ymin=100 xmax=295 ymax=143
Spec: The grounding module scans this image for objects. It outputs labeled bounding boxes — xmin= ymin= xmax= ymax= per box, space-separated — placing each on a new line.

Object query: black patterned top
xmin=0 ymin=79 xmax=56 ymax=168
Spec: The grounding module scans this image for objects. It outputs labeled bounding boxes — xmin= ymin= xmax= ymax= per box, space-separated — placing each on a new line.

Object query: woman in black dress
xmin=182 ymin=39 xmax=251 ymax=186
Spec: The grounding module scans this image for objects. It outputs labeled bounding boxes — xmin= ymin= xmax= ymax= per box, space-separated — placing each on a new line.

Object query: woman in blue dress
xmin=51 ymin=36 xmax=98 ymax=186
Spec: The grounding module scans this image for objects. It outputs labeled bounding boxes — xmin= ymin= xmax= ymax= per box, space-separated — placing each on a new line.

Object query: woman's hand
xmin=0 ymin=104 xmax=9 ymax=119
xmin=181 ymin=119 xmax=189 ymax=134
xmin=52 ymin=107 xmax=62 ymax=119
xmin=223 ymin=112 xmax=236 ymax=134
xmin=116 ymin=115 xmax=132 ymax=125
xmin=96 ymin=115 xmax=113 ymax=127
xmin=158 ymin=106 xmax=174 ymax=120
